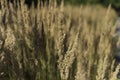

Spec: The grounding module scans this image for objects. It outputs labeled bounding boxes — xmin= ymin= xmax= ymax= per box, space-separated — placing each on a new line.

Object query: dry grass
xmin=0 ymin=0 xmax=119 ymax=80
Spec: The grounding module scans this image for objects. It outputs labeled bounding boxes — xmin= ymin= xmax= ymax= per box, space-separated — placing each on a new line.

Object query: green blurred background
xmin=24 ymin=0 xmax=120 ymax=15
xmin=64 ymin=0 xmax=120 ymax=15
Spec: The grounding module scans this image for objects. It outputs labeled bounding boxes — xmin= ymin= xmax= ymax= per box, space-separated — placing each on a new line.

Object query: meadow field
xmin=0 ymin=0 xmax=119 ymax=80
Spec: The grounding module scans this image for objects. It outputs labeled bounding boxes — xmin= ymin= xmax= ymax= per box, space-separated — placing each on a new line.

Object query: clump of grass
xmin=0 ymin=0 xmax=118 ymax=80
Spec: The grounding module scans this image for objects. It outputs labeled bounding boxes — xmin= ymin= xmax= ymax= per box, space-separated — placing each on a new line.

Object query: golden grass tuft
xmin=0 ymin=0 xmax=119 ymax=80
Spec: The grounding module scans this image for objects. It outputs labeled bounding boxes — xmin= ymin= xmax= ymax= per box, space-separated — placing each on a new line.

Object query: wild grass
xmin=0 ymin=0 xmax=119 ymax=80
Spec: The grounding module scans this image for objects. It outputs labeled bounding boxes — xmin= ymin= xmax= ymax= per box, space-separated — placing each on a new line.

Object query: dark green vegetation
xmin=6 ymin=0 xmax=120 ymax=15
xmin=65 ymin=0 xmax=120 ymax=15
